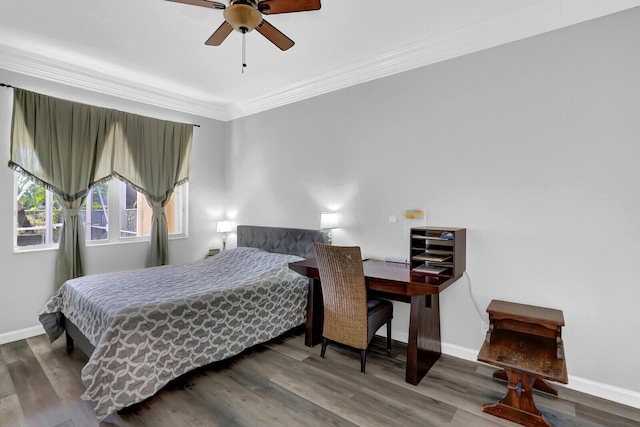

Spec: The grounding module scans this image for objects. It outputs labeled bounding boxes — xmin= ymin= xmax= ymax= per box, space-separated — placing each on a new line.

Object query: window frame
xmin=13 ymin=173 xmax=189 ymax=252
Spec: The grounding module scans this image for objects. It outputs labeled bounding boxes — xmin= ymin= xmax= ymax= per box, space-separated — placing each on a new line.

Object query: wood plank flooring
xmin=1 ymin=327 xmax=638 ymax=427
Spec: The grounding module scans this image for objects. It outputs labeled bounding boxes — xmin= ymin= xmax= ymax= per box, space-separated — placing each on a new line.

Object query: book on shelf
xmin=421 ymin=248 xmax=452 ymax=255
xmin=412 ymin=264 xmax=447 ymax=274
xmin=411 ymin=234 xmax=452 ymax=241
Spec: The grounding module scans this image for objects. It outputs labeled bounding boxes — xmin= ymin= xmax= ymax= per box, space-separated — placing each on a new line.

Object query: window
xmin=15 ymin=173 xmax=187 ymax=249
xmin=117 ymin=181 xmax=184 ymax=238
xmin=83 ymin=182 xmax=109 ymax=241
xmin=16 ymin=175 xmax=62 ymax=246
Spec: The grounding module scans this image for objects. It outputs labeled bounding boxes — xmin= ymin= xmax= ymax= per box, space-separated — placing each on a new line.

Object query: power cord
xmin=464 ymin=271 xmax=489 ymax=325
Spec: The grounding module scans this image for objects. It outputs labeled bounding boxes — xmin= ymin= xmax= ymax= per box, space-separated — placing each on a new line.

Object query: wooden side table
xmin=205 ymin=248 xmax=220 ymax=259
xmin=486 ymin=299 xmax=565 ymax=395
xmin=478 ymin=300 xmax=568 ymax=427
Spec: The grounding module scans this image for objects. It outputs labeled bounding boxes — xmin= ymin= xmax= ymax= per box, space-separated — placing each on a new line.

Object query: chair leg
xmin=360 ymin=349 xmax=367 ymax=373
xmin=321 ymin=338 xmax=328 ymax=358
xmin=386 ymin=320 xmax=392 ymax=355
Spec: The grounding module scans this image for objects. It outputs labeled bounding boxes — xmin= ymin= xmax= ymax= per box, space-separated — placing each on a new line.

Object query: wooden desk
xmin=288 ymin=258 xmax=461 ymax=385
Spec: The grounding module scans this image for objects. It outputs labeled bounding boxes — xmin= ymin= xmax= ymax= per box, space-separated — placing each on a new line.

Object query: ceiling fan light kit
xmin=224 ymin=1 xmax=262 ymax=33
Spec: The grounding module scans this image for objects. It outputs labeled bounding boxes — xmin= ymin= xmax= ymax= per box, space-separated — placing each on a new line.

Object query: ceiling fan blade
xmin=165 ymin=0 xmax=226 ymax=9
xmin=205 ymin=22 xmax=233 ymax=46
xmin=256 ymin=19 xmax=295 ymax=51
xmin=258 ymin=0 xmax=320 ymax=14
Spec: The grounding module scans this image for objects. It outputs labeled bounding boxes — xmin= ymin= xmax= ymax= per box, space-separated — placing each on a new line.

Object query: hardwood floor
xmin=1 ymin=327 xmax=638 ymax=427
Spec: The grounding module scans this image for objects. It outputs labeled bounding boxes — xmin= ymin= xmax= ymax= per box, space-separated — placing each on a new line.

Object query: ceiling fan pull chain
xmin=242 ymin=29 xmax=247 ymax=73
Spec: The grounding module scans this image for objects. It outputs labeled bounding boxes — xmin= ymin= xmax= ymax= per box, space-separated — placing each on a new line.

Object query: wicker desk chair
xmin=313 ymin=243 xmax=393 ymax=373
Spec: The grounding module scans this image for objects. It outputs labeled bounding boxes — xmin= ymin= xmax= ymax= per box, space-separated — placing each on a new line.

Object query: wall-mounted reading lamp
xmin=217 ymin=220 xmax=232 ymax=250
xmin=320 ymin=212 xmax=340 ymax=245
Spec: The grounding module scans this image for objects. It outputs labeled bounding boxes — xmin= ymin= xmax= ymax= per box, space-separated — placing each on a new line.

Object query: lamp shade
xmin=320 ymin=212 xmax=340 ymax=229
xmin=217 ymin=220 xmax=232 ymax=233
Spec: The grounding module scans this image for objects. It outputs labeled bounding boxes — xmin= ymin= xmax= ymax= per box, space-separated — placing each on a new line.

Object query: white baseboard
xmin=442 ymin=341 xmax=479 ymax=361
xmin=4 ymin=326 xmax=639 ymax=409
xmin=561 ymin=375 xmax=640 ymax=410
xmin=0 ymin=325 xmax=45 ymax=345
xmin=442 ymin=341 xmax=640 ymax=410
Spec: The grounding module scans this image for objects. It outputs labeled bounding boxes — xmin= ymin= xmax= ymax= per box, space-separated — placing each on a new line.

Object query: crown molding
xmin=0 ymin=44 xmax=228 ymax=120
xmin=1 ymin=1 xmax=638 ymax=122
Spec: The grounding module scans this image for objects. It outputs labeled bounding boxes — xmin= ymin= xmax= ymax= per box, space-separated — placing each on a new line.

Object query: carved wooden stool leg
xmin=493 ymin=369 xmax=559 ymax=396
xmin=483 ymin=368 xmax=553 ymax=427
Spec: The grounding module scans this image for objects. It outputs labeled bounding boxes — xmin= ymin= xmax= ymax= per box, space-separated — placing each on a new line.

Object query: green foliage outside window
xmin=17 ymin=175 xmax=61 ymax=231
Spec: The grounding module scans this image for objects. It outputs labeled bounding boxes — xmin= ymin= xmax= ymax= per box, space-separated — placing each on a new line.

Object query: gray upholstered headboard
xmin=237 ymin=225 xmax=329 ymax=259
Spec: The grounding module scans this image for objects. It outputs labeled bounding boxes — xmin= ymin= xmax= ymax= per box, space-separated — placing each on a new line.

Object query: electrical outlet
xmin=480 ymin=321 xmax=490 ymax=336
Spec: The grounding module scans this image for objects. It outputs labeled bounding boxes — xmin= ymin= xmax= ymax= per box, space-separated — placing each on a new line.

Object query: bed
xmin=38 ymin=225 xmax=328 ymax=420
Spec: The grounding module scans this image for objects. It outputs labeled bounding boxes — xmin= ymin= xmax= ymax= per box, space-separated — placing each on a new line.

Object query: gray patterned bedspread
xmin=39 ymin=247 xmax=307 ymax=420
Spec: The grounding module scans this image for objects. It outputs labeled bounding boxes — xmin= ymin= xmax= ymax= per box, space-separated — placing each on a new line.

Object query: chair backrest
xmin=313 ymin=243 xmax=369 ymax=349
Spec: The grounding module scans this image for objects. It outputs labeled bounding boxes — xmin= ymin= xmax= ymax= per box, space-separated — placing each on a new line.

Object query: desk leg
xmin=483 ymin=368 xmax=552 ymax=427
xmin=406 ymin=294 xmax=441 ymax=385
xmin=305 ymin=278 xmax=324 ymax=347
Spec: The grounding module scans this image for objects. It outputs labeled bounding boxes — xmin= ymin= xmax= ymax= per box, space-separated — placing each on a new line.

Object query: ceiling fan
xmin=166 ymin=0 xmax=321 ymax=51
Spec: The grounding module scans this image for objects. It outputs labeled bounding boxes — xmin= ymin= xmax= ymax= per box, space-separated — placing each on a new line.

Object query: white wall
xmin=0 ymin=69 xmax=227 ymax=336
xmin=225 ymin=8 xmax=640 ymax=403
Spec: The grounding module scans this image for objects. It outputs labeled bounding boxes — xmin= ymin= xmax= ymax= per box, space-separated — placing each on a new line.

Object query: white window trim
xmin=14 ymin=174 xmax=189 ymax=252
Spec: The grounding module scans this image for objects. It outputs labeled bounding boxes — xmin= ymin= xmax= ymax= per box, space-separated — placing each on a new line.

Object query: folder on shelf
xmin=413 ymin=253 xmax=452 ymax=263
xmin=412 ymin=264 xmax=447 ymax=274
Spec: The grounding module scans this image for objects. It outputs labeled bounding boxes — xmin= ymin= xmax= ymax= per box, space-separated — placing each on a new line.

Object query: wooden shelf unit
xmin=409 ymin=227 xmax=466 ymax=279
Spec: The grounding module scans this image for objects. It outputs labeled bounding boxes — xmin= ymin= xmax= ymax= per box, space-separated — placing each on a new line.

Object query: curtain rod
xmin=1 ymin=82 xmax=200 ymax=127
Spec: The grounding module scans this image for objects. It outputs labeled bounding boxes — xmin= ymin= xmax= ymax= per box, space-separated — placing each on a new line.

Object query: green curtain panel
xmin=9 ymin=88 xmax=193 ymax=286
xmin=113 ymin=114 xmax=193 ymax=267
xmin=10 ymin=88 xmax=116 ymax=287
